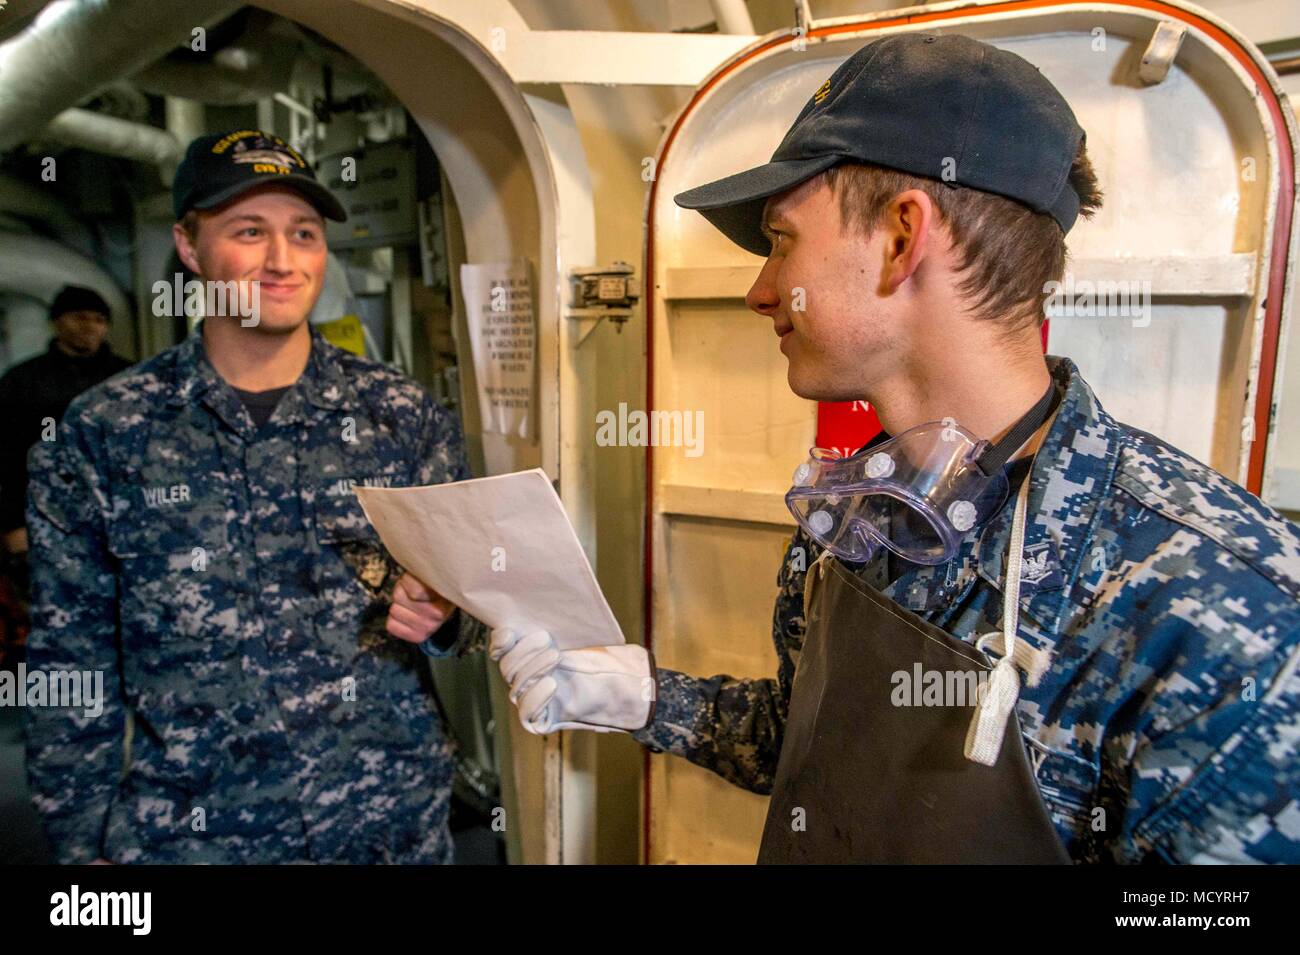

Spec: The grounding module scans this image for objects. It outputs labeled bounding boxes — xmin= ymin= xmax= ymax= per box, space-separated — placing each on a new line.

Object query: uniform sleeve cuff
xmin=418 ymin=609 xmax=463 ymax=658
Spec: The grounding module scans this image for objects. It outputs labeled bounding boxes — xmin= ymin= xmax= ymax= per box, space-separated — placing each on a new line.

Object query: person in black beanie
xmin=0 ymin=286 xmax=132 ymax=640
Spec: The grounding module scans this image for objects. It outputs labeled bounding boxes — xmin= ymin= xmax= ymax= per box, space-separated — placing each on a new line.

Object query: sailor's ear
xmin=173 ymin=221 xmax=202 ymax=275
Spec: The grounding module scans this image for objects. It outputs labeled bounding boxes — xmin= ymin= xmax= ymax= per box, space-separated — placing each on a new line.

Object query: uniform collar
xmin=298 ymin=323 xmax=350 ymax=411
xmin=165 ymin=321 xmax=351 ymax=430
xmin=164 ymin=323 xmax=221 ymax=411
xmin=972 ymin=355 xmax=1123 ymax=634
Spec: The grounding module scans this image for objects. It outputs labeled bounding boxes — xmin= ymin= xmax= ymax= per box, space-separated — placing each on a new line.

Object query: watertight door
xmin=643 ymin=0 xmax=1297 ymax=863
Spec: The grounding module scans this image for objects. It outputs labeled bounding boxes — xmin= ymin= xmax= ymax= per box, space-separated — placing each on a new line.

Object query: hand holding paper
xmin=355 ymin=468 xmax=623 ymax=650
xmin=356 ymin=469 xmax=653 ymax=734
xmin=489 ymin=627 xmax=655 ymax=735
xmin=385 ymin=573 xmax=456 ymax=645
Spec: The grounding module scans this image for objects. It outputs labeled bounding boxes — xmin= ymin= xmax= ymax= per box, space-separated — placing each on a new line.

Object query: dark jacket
xmin=0 ymin=341 xmax=132 ymax=532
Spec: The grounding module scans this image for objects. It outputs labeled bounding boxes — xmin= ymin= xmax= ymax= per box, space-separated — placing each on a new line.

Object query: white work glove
xmin=489 ymin=627 xmax=655 ymax=735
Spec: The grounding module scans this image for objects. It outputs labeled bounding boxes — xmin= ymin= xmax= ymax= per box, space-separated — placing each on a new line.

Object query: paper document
xmin=355 ymin=468 xmax=623 ymax=649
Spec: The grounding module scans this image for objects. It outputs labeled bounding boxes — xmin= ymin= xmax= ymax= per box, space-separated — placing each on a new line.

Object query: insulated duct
xmin=84 ymin=81 xmax=152 ymax=124
xmin=0 ymin=0 xmax=241 ymax=152
xmin=42 ymin=109 xmax=182 ymax=167
xmin=0 ymin=173 xmax=96 ymax=256
xmin=0 ymin=232 xmax=130 ymax=322
xmin=131 ymin=13 xmax=304 ymax=106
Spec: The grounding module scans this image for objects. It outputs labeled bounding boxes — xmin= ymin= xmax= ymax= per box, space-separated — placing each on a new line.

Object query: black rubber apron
xmin=758 ymin=481 xmax=1070 ymax=864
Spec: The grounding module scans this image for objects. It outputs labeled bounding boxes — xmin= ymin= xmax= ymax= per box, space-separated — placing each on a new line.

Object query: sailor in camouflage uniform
xmin=23 ymin=129 xmax=483 ymax=864
xmin=634 ymin=355 xmax=1300 ymax=863
xmin=491 ymin=35 xmax=1300 ymax=863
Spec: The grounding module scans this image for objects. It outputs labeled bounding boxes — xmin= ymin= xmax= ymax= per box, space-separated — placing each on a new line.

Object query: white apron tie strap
xmin=965 ymin=475 xmax=1033 ymax=767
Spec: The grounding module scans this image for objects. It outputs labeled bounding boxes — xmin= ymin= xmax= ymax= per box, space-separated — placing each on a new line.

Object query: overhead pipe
xmin=84 ymin=81 xmax=152 ymax=124
xmin=131 ymin=23 xmax=302 ymax=106
xmin=42 ymin=108 xmax=182 ymax=168
xmin=0 ymin=232 xmax=130 ymax=323
xmin=0 ymin=0 xmax=240 ymax=152
xmin=0 ymin=173 xmax=97 ymax=256
xmin=165 ymin=97 xmax=207 ymax=155
xmin=130 ymin=60 xmax=283 ymax=106
xmin=0 ymin=294 xmax=60 ymax=369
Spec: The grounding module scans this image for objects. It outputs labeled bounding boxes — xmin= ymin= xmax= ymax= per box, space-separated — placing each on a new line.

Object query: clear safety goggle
xmin=786 ymin=421 xmax=1011 ymax=565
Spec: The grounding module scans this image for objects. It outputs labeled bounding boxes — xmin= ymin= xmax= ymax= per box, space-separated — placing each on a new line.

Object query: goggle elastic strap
xmin=973 ymin=380 xmax=1060 ymax=478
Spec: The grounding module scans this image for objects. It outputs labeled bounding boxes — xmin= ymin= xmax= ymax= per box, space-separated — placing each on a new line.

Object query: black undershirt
xmin=1004 ymin=454 xmax=1033 ymax=498
xmin=231 ymin=384 xmax=292 ymax=431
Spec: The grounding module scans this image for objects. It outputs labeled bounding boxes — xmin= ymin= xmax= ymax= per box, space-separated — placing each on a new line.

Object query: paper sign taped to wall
xmin=461 ymin=259 xmax=535 ymax=439
xmin=355 ymin=469 xmax=623 ymax=649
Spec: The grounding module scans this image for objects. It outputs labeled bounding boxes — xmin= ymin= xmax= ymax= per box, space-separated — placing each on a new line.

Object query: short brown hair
xmin=822 ymin=145 xmax=1102 ymax=333
xmin=178 ymin=210 xmax=204 ymax=242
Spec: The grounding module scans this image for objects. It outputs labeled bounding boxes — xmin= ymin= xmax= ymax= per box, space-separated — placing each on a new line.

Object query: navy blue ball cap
xmin=172 ymin=129 xmax=347 ymax=223
xmin=675 ymin=33 xmax=1086 ymax=256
